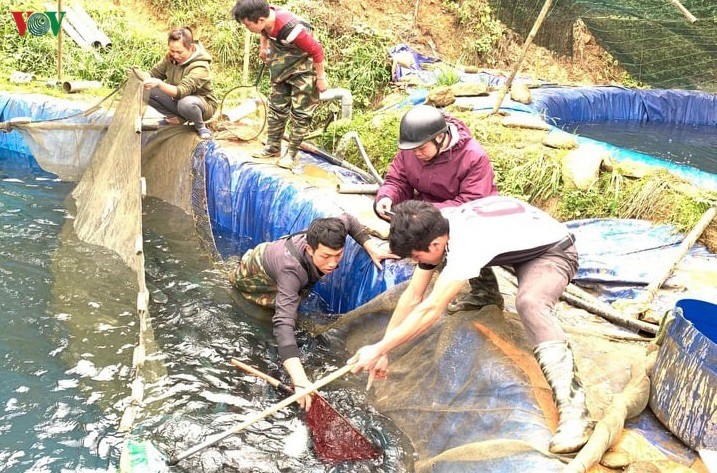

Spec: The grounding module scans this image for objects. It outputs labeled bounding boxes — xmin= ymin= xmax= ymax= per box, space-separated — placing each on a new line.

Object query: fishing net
xmin=231 ymin=358 xmax=383 ymax=462
xmin=489 ymin=0 xmax=717 ymax=92
xmin=2 ymin=73 xmax=223 ymax=465
xmin=305 ymin=394 xmax=383 ymax=462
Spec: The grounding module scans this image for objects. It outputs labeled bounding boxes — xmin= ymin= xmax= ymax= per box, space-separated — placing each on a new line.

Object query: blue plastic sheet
xmin=202 ymin=141 xmax=413 ymax=314
xmin=531 ymin=86 xmax=717 ymax=126
xmin=566 ymin=218 xmax=717 ymax=311
xmin=0 ymin=93 xmax=93 ymax=177
xmin=389 ymin=44 xmax=440 ymax=83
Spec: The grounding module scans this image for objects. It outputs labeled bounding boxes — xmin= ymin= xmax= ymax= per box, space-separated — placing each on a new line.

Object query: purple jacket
xmin=376 ymin=115 xmax=498 ymax=209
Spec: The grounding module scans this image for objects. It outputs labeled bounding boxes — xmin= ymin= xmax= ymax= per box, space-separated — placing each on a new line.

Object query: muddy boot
xmin=252 ymin=144 xmax=281 ymax=159
xmin=534 ymin=340 xmax=595 ymax=454
xmin=446 ymin=267 xmax=504 ymax=313
xmin=276 ymin=149 xmax=299 ymax=169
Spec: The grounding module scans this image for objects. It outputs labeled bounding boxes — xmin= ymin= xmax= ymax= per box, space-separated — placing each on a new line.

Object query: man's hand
xmin=143 ymin=77 xmax=163 ymax=90
xmin=348 ymin=344 xmax=388 ymax=390
xmin=363 ymin=239 xmax=400 ymax=270
xmin=375 ymin=197 xmax=393 ymax=221
xmin=293 ymin=383 xmax=313 ymax=412
xmin=284 ymin=357 xmax=313 ymax=412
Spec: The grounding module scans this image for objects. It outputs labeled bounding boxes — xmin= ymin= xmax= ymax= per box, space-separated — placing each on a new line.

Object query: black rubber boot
xmin=446 ymin=267 xmax=504 ymax=313
xmin=534 ymin=340 xmax=595 ymax=454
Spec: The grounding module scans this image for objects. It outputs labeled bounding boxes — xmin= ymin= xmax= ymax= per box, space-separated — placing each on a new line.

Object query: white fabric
xmin=441 ymin=196 xmax=569 ymax=281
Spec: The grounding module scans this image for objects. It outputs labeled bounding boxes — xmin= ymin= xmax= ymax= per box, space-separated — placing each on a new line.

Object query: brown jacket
xmin=150 ymin=41 xmax=219 ymax=119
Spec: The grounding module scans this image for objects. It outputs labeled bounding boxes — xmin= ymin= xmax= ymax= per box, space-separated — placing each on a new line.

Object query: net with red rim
xmin=305 ymin=394 xmax=382 ymax=462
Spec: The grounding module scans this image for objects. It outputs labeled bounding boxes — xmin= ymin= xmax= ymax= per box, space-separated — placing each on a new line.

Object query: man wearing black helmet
xmin=374 ymin=105 xmax=503 ymax=313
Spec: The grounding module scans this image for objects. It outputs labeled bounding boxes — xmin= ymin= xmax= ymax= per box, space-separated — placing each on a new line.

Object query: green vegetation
xmin=1 ymin=0 xmax=715 ymax=250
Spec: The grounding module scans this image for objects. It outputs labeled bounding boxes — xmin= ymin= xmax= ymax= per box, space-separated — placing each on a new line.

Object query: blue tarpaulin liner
xmin=0 ymin=94 xmax=86 ymax=175
xmin=0 ymin=93 xmax=106 ymax=180
xmin=531 ymin=86 xmax=717 ymax=126
xmin=529 ymin=86 xmax=717 ymax=191
xmin=201 ymin=141 xmax=413 ymax=315
xmin=567 ymin=218 xmax=717 ymax=313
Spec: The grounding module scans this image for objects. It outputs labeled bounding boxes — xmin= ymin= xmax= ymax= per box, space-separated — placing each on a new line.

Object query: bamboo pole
xmin=491 ymin=0 xmax=553 ymax=115
xmin=242 ymin=27 xmax=251 ymax=86
xmin=167 ymin=363 xmax=355 ymax=465
xmin=614 ymin=206 xmax=716 ymax=321
xmin=669 ymin=0 xmax=698 ymax=24
xmin=57 ymin=0 xmax=63 ymax=81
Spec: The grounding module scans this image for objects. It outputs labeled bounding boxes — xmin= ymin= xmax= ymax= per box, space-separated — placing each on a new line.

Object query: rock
xmin=426 ymin=85 xmax=455 ymax=107
xmin=502 ymin=113 xmax=551 ymax=130
xmin=543 ymin=129 xmax=579 ymax=149
xmin=450 ymin=82 xmax=489 ymax=97
xmin=510 ymin=82 xmax=532 ymax=104
xmin=562 ymin=144 xmax=610 ymax=190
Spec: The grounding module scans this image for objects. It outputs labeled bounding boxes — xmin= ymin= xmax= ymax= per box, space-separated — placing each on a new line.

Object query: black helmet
xmin=397 ymin=105 xmax=448 ymax=150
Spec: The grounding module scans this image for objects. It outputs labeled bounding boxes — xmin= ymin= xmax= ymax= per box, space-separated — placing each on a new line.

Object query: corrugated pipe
xmin=319 ymin=88 xmax=353 ymax=119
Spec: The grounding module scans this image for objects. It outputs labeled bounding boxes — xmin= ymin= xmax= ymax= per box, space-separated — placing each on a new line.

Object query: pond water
xmin=0 ymin=161 xmax=411 ymax=472
xmin=558 ymin=120 xmax=717 ymax=175
xmin=0 ymin=170 xmax=131 ymax=471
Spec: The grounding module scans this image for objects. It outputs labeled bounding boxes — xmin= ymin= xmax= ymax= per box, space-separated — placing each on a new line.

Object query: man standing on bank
xmin=374 ymin=105 xmax=503 ymax=314
xmin=231 ymin=0 xmax=328 ymax=169
xmin=349 ymin=197 xmax=594 ymax=454
xmin=228 ymin=214 xmax=397 ymax=411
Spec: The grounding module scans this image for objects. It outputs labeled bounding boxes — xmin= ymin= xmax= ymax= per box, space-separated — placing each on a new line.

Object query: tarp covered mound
xmin=330 ymin=292 xmax=700 ymax=472
xmin=568 ymin=218 xmax=717 ymax=311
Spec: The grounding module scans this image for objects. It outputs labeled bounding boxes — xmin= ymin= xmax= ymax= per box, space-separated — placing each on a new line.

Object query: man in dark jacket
xmin=374 ymin=105 xmax=503 ymax=313
xmin=228 ymin=214 xmax=397 ymax=411
xmin=143 ymin=27 xmax=218 ymax=140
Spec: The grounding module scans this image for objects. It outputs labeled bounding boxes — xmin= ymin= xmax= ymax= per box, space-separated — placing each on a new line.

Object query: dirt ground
xmin=328 ymin=0 xmax=626 ymax=86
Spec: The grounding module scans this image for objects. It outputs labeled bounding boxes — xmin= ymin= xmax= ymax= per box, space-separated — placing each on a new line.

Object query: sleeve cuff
xmin=278 ymin=344 xmax=301 ymax=362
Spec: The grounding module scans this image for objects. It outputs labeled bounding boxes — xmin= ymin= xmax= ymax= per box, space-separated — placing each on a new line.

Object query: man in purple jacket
xmin=374 ymin=105 xmax=503 ymax=312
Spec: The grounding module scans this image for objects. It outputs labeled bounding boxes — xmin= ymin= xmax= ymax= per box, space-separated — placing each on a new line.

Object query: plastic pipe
xmin=336 ymin=183 xmax=380 ymax=194
xmin=63 ymin=80 xmax=102 ymax=93
xmin=336 ymin=131 xmax=384 ymax=184
xmin=221 ymin=99 xmax=260 ymax=123
xmin=319 ymin=88 xmax=353 ymax=119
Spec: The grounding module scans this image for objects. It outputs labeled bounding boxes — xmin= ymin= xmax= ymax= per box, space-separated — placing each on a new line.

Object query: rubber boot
xmin=252 ymin=144 xmax=281 ymax=159
xmin=534 ymin=340 xmax=595 ymax=454
xmin=446 ymin=267 xmax=504 ymax=313
xmin=276 ymin=148 xmax=299 ymax=169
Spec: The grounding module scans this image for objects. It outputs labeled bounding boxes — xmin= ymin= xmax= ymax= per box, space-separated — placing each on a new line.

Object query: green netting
xmin=489 ymin=0 xmax=717 ymax=91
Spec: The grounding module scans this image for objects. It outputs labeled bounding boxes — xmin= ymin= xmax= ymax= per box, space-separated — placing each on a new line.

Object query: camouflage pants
xmin=229 ymin=242 xmax=277 ymax=308
xmin=266 ymin=56 xmax=319 ymax=157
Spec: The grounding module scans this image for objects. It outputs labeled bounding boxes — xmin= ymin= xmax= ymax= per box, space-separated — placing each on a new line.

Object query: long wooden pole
xmin=57 ymin=0 xmax=63 ymax=82
xmin=242 ymin=27 xmax=251 ymax=86
xmin=491 ymin=0 xmax=553 ymax=115
xmin=167 ymin=363 xmax=355 ymax=466
xmin=615 ymin=206 xmax=716 ymax=320
xmin=669 ymin=0 xmax=698 ymax=24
